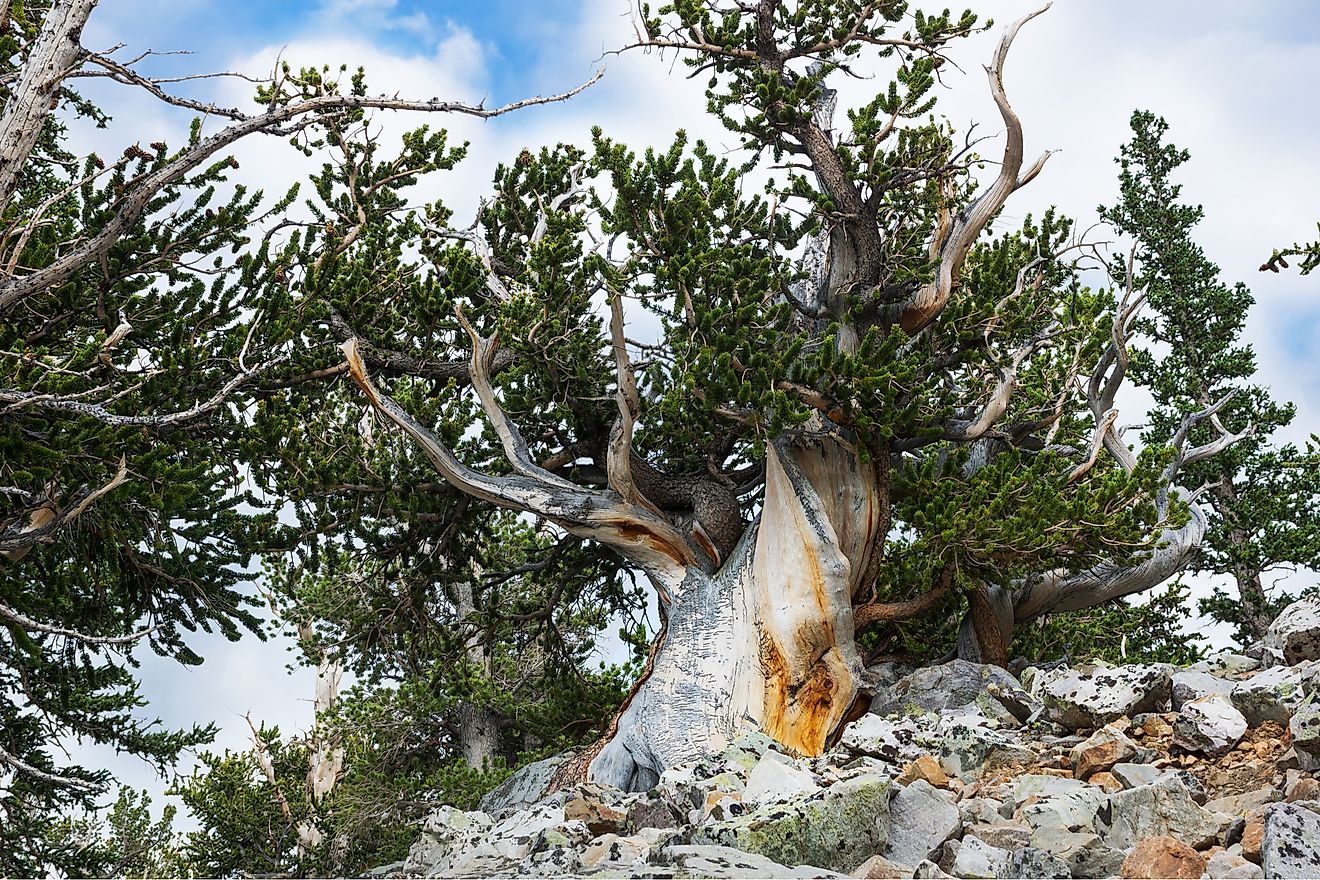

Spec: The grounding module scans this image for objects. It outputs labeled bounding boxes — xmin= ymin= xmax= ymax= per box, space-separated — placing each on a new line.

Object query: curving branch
xmin=341 ymin=339 xmax=704 ymax=584
xmin=0 ymin=742 xmax=98 ymax=791
xmin=880 ymin=4 xmax=1053 ymax=334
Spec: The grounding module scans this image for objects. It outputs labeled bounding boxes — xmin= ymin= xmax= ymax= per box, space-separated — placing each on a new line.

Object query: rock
xmin=965 ymin=821 xmax=1031 ymax=851
xmin=1264 ymin=597 xmax=1320 ymax=665
xmin=1070 ymin=724 xmax=1139 ymax=778
xmin=1242 ymin=816 xmax=1264 ymax=863
xmin=933 ymin=716 xmax=1036 ymax=777
xmin=1190 ymin=652 xmax=1262 ymax=678
xmin=1007 ymin=847 xmax=1072 ymax=879
xmin=896 ymin=755 xmax=949 ymax=788
xmin=1206 ymin=788 xmax=1278 ymax=818
xmin=1287 ymin=776 xmax=1320 ymax=802
xmin=958 ymin=797 xmax=1008 ymax=827
xmin=627 ymin=792 xmax=684 ymax=832
xmin=1173 ymin=669 xmax=1237 ymax=709
xmin=1260 ymin=802 xmax=1320 ymax=878
xmin=868 ymin=660 xmax=1037 ymax=724
xmin=480 ymin=753 xmax=571 ymax=815
xmin=1042 ymin=664 xmax=1172 ymax=729
xmin=1119 ymin=836 xmax=1206 ymax=879
xmin=883 ymin=779 xmax=960 ymax=867
xmin=1012 ymin=774 xmax=1107 ymax=833
xmin=1028 ymin=826 xmax=1125 ymax=879
xmin=487 ymin=802 xmax=568 ymax=861
xmin=948 ymin=836 xmax=1011 ymax=879
xmin=404 ymin=807 xmax=496 ymax=875
xmin=839 ymin=715 xmax=923 ymax=765
xmin=579 ymin=833 xmax=651 ymax=870
xmin=1173 ymin=694 xmax=1249 ymax=756
xmin=658 ymin=845 xmax=845 ymax=878
xmin=742 ymin=751 xmax=821 ymax=805
xmin=849 ymin=854 xmax=913 ymax=879
xmin=1290 ymin=695 xmax=1320 ymax=771
xmin=1088 ymin=771 xmax=1123 ymax=793
xmin=564 ymin=794 xmax=627 ymax=836
xmin=1207 ymin=850 xmax=1265 ymax=879
xmin=1106 ymin=774 xmax=1224 ymax=850
xmin=689 ymin=773 xmax=892 ymax=874
xmin=1231 ymin=665 xmax=1310 ymax=726
xmin=432 ymin=850 xmax=518 ymax=877
xmin=1111 ymin=762 xmax=1165 ymax=789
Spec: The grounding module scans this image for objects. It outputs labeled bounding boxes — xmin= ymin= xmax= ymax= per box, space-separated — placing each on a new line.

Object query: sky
xmin=59 ymin=0 xmax=1320 ymax=827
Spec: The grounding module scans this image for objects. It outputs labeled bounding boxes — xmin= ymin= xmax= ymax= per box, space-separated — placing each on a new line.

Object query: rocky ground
xmin=381 ymin=598 xmax=1320 ymax=879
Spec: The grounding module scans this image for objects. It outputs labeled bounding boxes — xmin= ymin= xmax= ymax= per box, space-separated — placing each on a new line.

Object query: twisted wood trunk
xmin=589 ymin=436 xmax=880 ymax=788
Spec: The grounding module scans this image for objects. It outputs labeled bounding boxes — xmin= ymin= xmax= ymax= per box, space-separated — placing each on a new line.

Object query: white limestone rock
xmin=883 ymin=779 xmax=960 ymax=867
xmin=1172 ymin=669 xmax=1236 ymax=709
xmin=1264 ymin=597 xmax=1320 ymax=666
xmin=742 ymin=750 xmax=821 ymax=806
xmin=1260 ymin=802 xmax=1320 ymax=879
xmin=1041 ymin=664 xmax=1172 ymax=729
xmin=1173 ymin=694 xmax=1249 ymax=756
xmin=1231 ymin=664 xmax=1311 ymax=726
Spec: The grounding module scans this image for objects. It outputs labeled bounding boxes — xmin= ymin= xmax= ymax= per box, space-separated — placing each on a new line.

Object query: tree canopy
xmin=0 ymin=0 xmax=1316 ymax=876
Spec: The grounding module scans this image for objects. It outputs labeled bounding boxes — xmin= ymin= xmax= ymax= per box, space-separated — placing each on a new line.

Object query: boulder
xmin=404 ymin=806 xmax=494 ymax=875
xmin=1106 ymin=774 xmax=1224 ymax=850
xmin=1264 ymin=597 xmax=1320 ymax=665
xmin=1206 ymin=850 xmax=1265 ymax=879
xmin=689 ymin=773 xmax=892 ymax=874
xmin=965 ymin=821 xmax=1031 ymax=851
xmin=849 ymin=854 xmax=913 ymax=879
xmin=742 ymin=750 xmax=821 ymax=805
xmin=948 ymin=837 xmax=1011 ymax=879
xmin=1042 ymin=664 xmax=1172 ymax=729
xmin=1173 ymin=694 xmax=1249 ymax=756
xmin=839 ymin=715 xmax=923 ymax=765
xmin=1070 ymin=724 xmax=1139 ymax=778
xmin=1027 ymin=826 xmax=1125 ymax=879
xmin=578 ymin=833 xmax=651 ymax=870
xmin=626 ymin=791 xmax=684 ymax=832
xmin=1111 ymin=762 xmax=1165 ymax=789
xmin=1231 ymin=665 xmax=1310 ymax=726
xmin=1289 ymin=695 xmax=1320 ymax=771
xmin=868 ymin=660 xmax=1037 ymax=724
xmin=883 ymin=779 xmax=960 ymax=867
xmin=933 ymin=715 xmax=1036 ymax=777
xmin=1007 ymin=847 xmax=1072 ymax=879
xmin=1012 ymin=774 xmax=1108 ymax=833
xmin=1119 ymin=835 xmax=1206 ymax=879
xmin=1173 ymin=669 xmax=1236 ymax=709
xmin=1260 ymin=802 xmax=1320 ymax=879
xmin=895 ymin=755 xmax=949 ymax=788
xmin=657 ymin=844 xmax=846 ymax=878
xmin=1190 ymin=652 xmax=1262 ymax=678
xmin=479 ymin=753 xmax=570 ymax=815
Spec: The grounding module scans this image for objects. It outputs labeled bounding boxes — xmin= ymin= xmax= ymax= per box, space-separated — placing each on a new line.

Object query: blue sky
xmin=62 ymin=0 xmax=1320 ymax=826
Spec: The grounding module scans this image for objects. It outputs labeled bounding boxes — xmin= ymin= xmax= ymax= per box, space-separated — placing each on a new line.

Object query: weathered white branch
xmin=0 ymin=742 xmax=98 ymax=791
xmin=341 ymin=339 xmax=699 ymax=584
xmin=883 ymin=4 xmax=1052 ymax=333
xmin=0 ymin=0 xmax=98 ymax=211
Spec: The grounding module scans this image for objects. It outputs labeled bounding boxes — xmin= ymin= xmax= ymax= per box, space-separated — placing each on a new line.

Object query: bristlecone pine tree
xmin=1102 ymin=111 xmax=1320 ymax=645
xmin=320 ymin=1 xmax=1250 ymax=791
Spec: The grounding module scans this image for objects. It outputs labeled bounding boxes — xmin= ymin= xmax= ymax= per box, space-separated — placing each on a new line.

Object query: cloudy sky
xmin=65 ymin=0 xmax=1319 ymax=822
